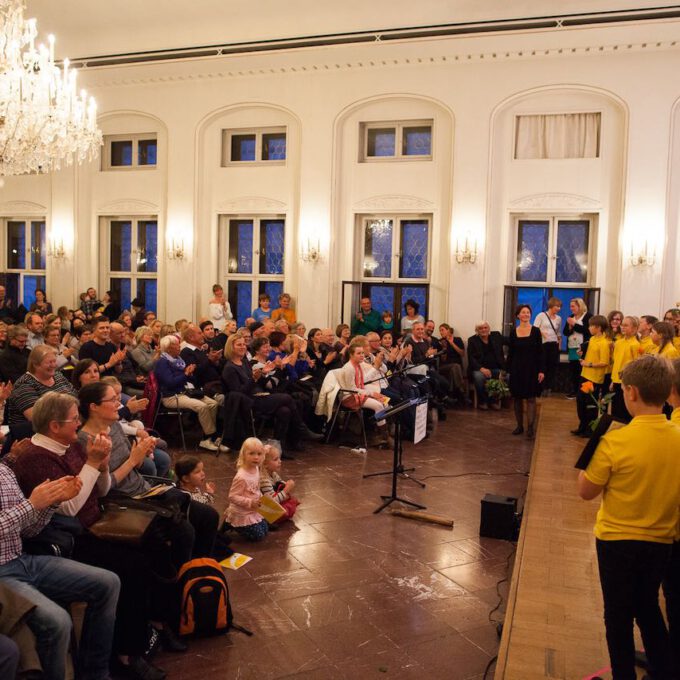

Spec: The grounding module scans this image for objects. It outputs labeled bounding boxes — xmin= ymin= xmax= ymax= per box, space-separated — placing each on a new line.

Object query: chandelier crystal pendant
xmin=0 ymin=0 xmax=102 ymax=176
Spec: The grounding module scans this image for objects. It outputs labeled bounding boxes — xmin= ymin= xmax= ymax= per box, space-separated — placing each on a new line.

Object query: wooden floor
xmin=496 ymin=398 xmax=611 ymax=680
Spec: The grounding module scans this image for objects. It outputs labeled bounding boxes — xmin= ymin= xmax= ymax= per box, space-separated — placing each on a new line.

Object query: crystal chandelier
xmin=0 ymin=0 xmax=102 ymax=176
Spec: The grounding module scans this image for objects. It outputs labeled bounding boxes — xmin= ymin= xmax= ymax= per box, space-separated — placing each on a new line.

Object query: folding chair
xmin=152 ymin=392 xmax=188 ymax=452
xmin=325 ymin=388 xmax=368 ymax=450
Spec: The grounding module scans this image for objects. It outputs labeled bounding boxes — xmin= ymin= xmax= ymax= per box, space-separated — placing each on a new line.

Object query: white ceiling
xmin=24 ymin=0 xmax=671 ymax=59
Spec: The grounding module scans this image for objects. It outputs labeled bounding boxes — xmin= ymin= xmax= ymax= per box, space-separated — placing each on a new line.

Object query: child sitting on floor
xmin=175 ymin=455 xmax=216 ymax=504
xmin=225 ymin=437 xmax=269 ymax=541
xmin=260 ymin=440 xmax=300 ymax=522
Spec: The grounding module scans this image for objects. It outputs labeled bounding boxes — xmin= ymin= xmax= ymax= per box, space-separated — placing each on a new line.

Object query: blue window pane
xmin=367 ymin=128 xmax=396 ymax=157
xmin=31 ymin=221 xmax=46 ymax=270
xmin=556 ymin=221 xmax=589 ymax=283
xmin=23 ymin=275 xmax=46 ymax=309
xmin=228 ymin=221 xmax=253 ymax=274
xmin=137 ymin=221 xmax=157 ymax=273
xmin=403 ymin=126 xmax=432 ymax=156
xmin=111 ymin=141 xmax=132 ymax=166
xmin=400 ymin=286 xmax=427 ymax=320
xmin=228 ymin=281 xmax=252 ymax=328
xmin=110 ymin=221 xmax=132 ymax=272
xmin=2 ymin=274 xmax=19 ymax=306
xmin=261 ymin=281 xmax=283 ymax=305
xmin=367 ymin=285 xmax=394 ymax=317
xmin=262 ymin=133 xmax=286 ymax=161
xmin=261 ymin=220 xmax=285 ymax=275
xmin=550 ymin=287 xmax=584 ymax=350
xmin=517 ymin=288 xmax=549 ymax=324
xmin=517 ymin=221 xmax=549 ymax=282
xmin=138 ymin=140 xmax=157 ymax=166
xmin=111 ymin=278 xmax=132 ymax=315
xmin=400 ymin=221 xmax=428 ymax=278
xmin=7 ymin=221 xmax=25 ymax=269
xmin=363 ymin=220 xmax=392 ymax=278
xmin=231 ymin=134 xmax=256 ymax=161
xmin=137 ymin=279 xmax=157 ymax=313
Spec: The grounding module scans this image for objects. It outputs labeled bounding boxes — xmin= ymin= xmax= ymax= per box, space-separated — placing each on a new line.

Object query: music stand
xmin=370 ymin=397 xmax=428 ymax=514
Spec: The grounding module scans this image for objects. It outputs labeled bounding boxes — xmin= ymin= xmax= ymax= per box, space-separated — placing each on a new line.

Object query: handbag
xmin=89 ymin=501 xmax=157 ymax=545
xmin=184 ymin=387 xmax=205 ymax=400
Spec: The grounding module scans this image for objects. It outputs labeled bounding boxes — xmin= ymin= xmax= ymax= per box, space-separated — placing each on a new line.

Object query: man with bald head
xmin=180 ymin=324 xmax=223 ymax=400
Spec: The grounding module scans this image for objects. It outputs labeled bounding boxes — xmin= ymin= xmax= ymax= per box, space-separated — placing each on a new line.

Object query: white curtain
xmin=514 ymin=112 xmax=601 ymax=159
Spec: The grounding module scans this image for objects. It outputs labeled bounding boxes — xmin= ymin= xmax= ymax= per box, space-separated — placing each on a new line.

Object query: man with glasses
xmin=0 ymin=325 xmax=30 ymax=383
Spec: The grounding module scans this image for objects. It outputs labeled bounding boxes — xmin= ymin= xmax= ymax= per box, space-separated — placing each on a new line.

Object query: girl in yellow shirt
xmin=650 ymin=321 xmax=680 ymax=359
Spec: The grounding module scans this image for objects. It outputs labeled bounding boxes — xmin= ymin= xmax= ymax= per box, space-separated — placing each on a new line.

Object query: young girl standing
xmin=225 ymin=438 xmax=269 ymax=541
xmin=260 ymin=442 xmax=300 ymax=521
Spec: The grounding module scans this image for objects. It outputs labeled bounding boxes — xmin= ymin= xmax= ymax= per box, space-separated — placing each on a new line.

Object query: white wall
xmin=2 ymin=19 xmax=680 ymax=335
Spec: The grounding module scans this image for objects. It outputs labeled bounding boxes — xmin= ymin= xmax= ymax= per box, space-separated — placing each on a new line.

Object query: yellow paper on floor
xmin=220 ymin=553 xmax=252 ymax=570
xmin=257 ymin=495 xmax=286 ymax=524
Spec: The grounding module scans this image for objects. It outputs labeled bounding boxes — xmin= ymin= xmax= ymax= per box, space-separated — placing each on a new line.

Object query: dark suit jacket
xmin=466 ymin=331 xmax=506 ymax=375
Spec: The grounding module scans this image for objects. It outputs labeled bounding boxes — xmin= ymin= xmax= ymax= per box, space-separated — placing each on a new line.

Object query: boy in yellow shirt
xmin=609 ymin=315 xmax=640 ymax=423
xmin=637 ymin=314 xmax=658 ymax=354
xmin=578 ymin=355 xmax=680 ymax=680
xmin=572 ymin=315 xmax=610 ymax=437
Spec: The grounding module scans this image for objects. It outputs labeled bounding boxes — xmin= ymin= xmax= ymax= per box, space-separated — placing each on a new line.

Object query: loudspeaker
xmin=480 ymin=494 xmax=518 ymax=540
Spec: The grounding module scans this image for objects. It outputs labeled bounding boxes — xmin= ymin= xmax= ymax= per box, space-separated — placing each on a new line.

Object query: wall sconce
xmin=455 ymin=234 xmax=478 ymax=264
xmin=47 ymin=238 xmax=66 ymax=259
xmin=300 ymin=238 xmax=322 ymax=264
xmin=167 ymin=237 xmax=185 ymax=261
xmin=629 ymin=240 xmax=655 ymax=267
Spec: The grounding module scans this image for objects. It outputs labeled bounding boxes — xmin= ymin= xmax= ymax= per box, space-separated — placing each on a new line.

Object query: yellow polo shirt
xmin=611 ymin=335 xmax=641 ymax=384
xmin=585 ymin=414 xmax=680 ymax=542
xmin=650 ymin=343 xmax=680 ymax=359
xmin=638 ymin=335 xmax=655 ymax=354
xmin=581 ymin=335 xmax=610 ymax=384
xmin=674 ymin=336 xmax=680 ymax=351
xmin=270 ymin=308 xmax=296 ymax=324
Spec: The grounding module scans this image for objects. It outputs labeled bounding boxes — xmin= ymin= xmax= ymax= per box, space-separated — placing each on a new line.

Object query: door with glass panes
xmin=0 ymin=218 xmax=46 ymax=309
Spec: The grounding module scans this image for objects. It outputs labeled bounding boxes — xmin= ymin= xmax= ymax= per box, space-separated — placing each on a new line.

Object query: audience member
xmin=207 ymin=284 xmax=233 ymax=331
xmin=467 ymin=321 xmax=506 ymax=410
xmin=225 ymin=438 xmax=269 ymax=541
xmin=175 ymin=456 xmax=216 ymax=505
xmin=29 ymin=289 xmax=52 ymax=315
xmin=101 ymin=290 xmax=121 ymax=321
xmin=437 ymin=323 xmax=466 ymax=402
xmin=25 ymin=313 xmax=45 ymax=349
xmin=564 ymin=297 xmax=592 ymax=399
xmin=180 ymin=324 xmax=223 ymax=399
xmin=80 ymin=287 xmax=101 ymax=320
xmin=260 ymin=440 xmax=300 ymax=521
xmin=0 ymin=324 xmax=30 ymax=383
xmin=578 ymin=355 xmax=680 ymax=680
xmin=0 ymin=285 xmax=18 ymax=323
xmin=400 ymin=299 xmax=425 ymax=335
xmin=129 ymin=325 xmax=159 ymax=375
xmin=270 ymin=292 xmax=296 ymax=324
xmin=351 ymin=297 xmax=381 ymax=336
xmin=252 ymin=293 xmax=272 ymax=322
xmin=44 ymin=326 xmax=76 ymax=372
xmin=78 ymin=317 xmax=127 ymax=378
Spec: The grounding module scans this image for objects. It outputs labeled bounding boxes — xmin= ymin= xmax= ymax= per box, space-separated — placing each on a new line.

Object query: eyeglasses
xmin=58 ymin=415 xmax=81 ymax=424
xmin=99 ymin=397 xmax=121 ymax=404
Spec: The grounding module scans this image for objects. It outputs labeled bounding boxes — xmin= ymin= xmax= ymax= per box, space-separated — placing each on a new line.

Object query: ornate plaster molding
xmin=97 ymin=199 xmax=160 ymax=215
xmin=509 ymin=193 xmax=601 ymax=211
xmin=0 ymin=200 xmax=47 ymax=215
xmin=353 ymin=194 xmax=434 ymax=212
xmin=216 ymin=196 xmax=287 ymax=212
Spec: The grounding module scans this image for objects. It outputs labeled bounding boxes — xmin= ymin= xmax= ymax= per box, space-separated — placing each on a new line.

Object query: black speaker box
xmin=480 ymin=494 xmax=518 ymax=540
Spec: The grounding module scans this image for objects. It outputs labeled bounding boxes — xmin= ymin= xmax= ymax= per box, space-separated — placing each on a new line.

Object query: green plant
xmin=485 ymin=378 xmax=510 ymax=400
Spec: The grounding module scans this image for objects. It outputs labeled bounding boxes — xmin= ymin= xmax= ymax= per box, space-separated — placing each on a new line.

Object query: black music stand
xmin=370 ymin=397 xmax=428 ymax=514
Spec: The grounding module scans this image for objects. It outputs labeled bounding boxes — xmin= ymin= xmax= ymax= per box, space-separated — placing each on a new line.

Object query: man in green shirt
xmin=351 ymin=297 xmax=382 ymax=336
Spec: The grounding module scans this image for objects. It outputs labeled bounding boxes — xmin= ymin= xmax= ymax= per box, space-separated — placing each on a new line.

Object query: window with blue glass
xmin=3 ymin=219 xmax=46 ymax=307
xmin=362 ymin=120 xmax=433 ymax=161
xmin=105 ymin=217 xmax=158 ymax=315
xmin=104 ymin=134 xmax=157 ymax=170
xmin=515 ymin=215 xmax=592 ymax=285
xmin=223 ymin=127 xmax=287 ymax=165
xmin=363 ymin=220 xmax=393 ymax=278
xmin=221 ymin=215 xmax=286 ymax=325
xmin=399 ymin=221 xmax=429 ymax=278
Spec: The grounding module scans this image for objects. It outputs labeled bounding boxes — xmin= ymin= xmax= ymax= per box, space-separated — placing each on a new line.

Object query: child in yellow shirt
xmin=609 ymin=315 xmax=640 ymax=423
xmin=572 ymin=315 xmax=610 ymax=437
xmin=637 ymin=314 xmax=658 ymax=354
xmin=650 ymin=321 xmax=680 ymax=359
xmin=578 ymin=355 xmax=680 ymax=679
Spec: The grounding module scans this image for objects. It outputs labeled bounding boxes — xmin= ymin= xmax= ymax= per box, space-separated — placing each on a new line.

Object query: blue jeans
xmin=472 ymin=369 xmax=501 ymax=404
xmin=0 ymin=554 xmax=120 ymax=680
xmin=138 ymin=448 xmax=171 ymax=478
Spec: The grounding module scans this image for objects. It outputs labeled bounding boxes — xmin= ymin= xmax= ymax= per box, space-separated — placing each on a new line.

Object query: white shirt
xmin=533 ymin=311 xmax=562 ymax=344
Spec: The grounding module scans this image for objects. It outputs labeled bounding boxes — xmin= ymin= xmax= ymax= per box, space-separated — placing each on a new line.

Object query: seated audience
xmin=78 ymin=317 xmax=127 ymax=378
xmin=0 ymin=461 xmax=120 ymax=680
xmin=0 ymin=324 xmax=30 ymax=383
xmin=578 ymin=355 xmax=680 ymax=680
xmin=29 ymin=288 xmax=52 ymax=315
xmin=0 ymin=321 xmax=6 ymax=350
xmin=56 ymin=305 xmax=72 ymax=332
xmin=225 ymin=438 xmax=269 ymax=541
xmin=252 ymin=293 xmax=272 ymax=322
xmin=129 ymin=325 xmax=159 ymax=375
xmin=10 ymin=392 xmax=174 ymax=679
xmin=403 ymin=322 xmax=452 ymax=406
xmin=180 ymin=324 xmax=223 ymax=399
xmin=25 ymin=313 xmax=45 ymax=349
xmin=467 ymin=321 xmax=506 ymax=410
xmin=6 ymin=346 xmax=76 ymax=424
xmin=0 ymin=284 xmax=19 ymax=323
xmin=109 ymin=321 xmax=146 ymax=395
xmin=270 ymin=292 xmax=296 ymax=324
xmin=80 ymin=287 xmax=101 ymax=320
xmin=68 ymin=323 xmax=93 ymax=359
xmin=260 ymin=441 xmax=300 ymax=521
xmin=401 ymin=299 xmax=425 ymax=335
xmin=154 ymin=334 xmax=222 ymax=452
xmin=101 ymin=290 xmax=120 ymax=322
xmin=44 ymin=326 xmax=76 ymax=372
xmin=437 ymin=323 xmax=466 ymax=402
xmin=351 ymin=297 xmax=381 ymax=336
xmin=175 ymin=455 xmax=216 ymax=505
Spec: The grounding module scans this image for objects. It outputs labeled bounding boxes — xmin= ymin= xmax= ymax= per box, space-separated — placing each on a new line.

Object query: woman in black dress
xmin=507 ymin=304 xmax=545 ymax=439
